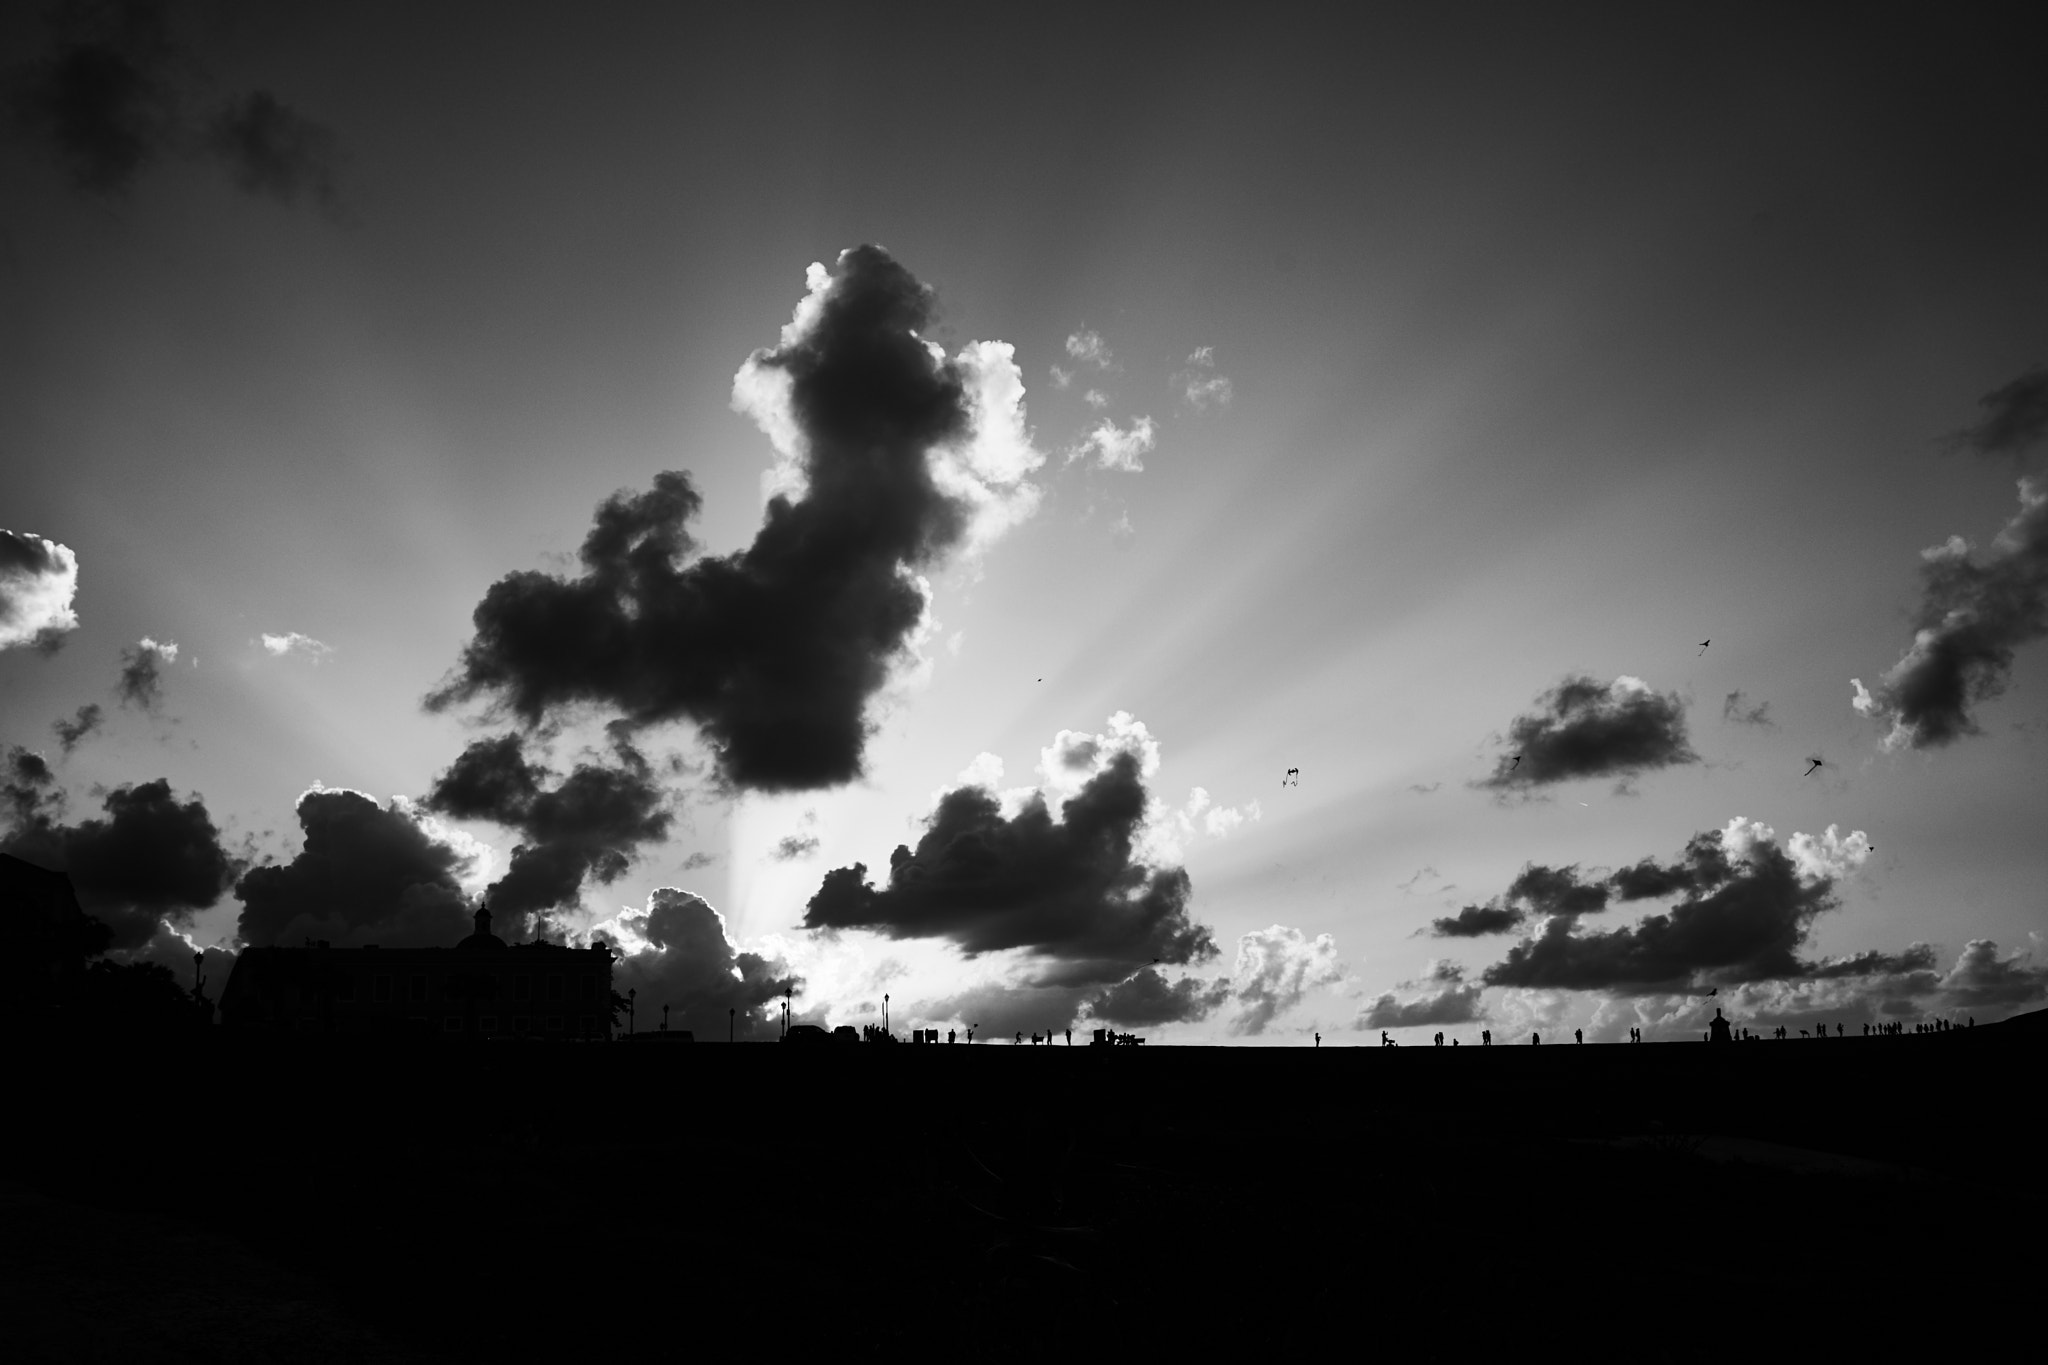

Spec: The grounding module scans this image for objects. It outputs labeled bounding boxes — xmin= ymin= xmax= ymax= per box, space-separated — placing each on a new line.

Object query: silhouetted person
xmin=1969 ymin=1016 xmax=1975 ymax=1027
xmin=1314 ymin=1032 xmax=1321 ymax=1048
xmin=1434 ymin=1031 xmax=1443 ymax=1047
xmin=1381 ymin=1031 xmax=1392 ymax=1047
xmin=1836 ymin=1023 xmax=1844 ymax=1037
xmin=948 ymin=1029 xmax=955 ymax=1044
xmin=1482 ymin=1029 xmax=1491 ymax=1046
xmin=1015 ymin=1031 xmax=1022 ymax=1045
xmin=1065 ymin=1027 xmax=1071 ymax=1045
xmin=1531 ymin=1032 xmax=1539 ymax=1046
xmin=1575 ymin=1028 xmax=1583 ymax=1044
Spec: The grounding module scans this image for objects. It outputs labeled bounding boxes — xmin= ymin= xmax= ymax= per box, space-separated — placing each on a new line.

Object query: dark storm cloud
xmin=6 ymin=0 xmax=181 ymax=195
xmin=201 ymin=90 xmax=339 ymax=208
xmin=3 ymin=745 xmax=60 ymax=827
xmin=1085 ymin=966 xmax=1231 ymax=1028
xmin=1429 ymin=902 xmax=1526 ymax=937
xmin=52 ymin=703 xmax=104 ymax=754
xmin=1938 ymin=939 xmax=2048 ymax=1010
xmin=8 ymin=1 xmax=343 ymax=207
xmin=0 ymin=528 xmax=81 ymax=653
xmin=234 ymin=787 xmax=474 ymax=948
xmin=429 ymin=246 xmax=1019 ymax=793
xmin=1 ymin=766 xmax=240 ymax=952
xmin=602 ymin=889 xmax=798 ymax=1040
xmin=1504 ymin=863 xmax=1609 ymax=919
xmin=1477 ymin=675 xmax=1696 ymax=792
xmin=1804 ymin=944 xmax=1938 ymax=980
xmin=803 ymin=751 xmax=1216 ymax=984
xmin=115 ymin=636 xmax=176 ymax=712
xmin=1721 ymin=690 xmax=1773 ymax=727
xmin=426 ymin=730 xmax=672 ymax=932
xmin=1853 ymin=480 xmax=2048 ymax=750
xmin=1477 ymin=820 xmax=1859 ymax=995
xmin=1358 ymin=962 xmax=1484 ymax=1030
xmin=1951 ymin=365 xmax=2048 ymax=461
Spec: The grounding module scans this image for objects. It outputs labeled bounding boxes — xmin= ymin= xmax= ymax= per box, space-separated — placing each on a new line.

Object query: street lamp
xmin=884 ymin=992 xmax=890 ymax=1037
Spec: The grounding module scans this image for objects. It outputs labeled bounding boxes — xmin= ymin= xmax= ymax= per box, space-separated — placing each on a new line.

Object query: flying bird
xmin=1698 ymin=640 xmax=1710 ymax=655
xmin=1803 ymin=756 xmax=1823 ymax=776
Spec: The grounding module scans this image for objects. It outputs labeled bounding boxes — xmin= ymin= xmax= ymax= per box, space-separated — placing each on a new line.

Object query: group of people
xmin=1016 ymin=1029 xmax=1072 ymax=1045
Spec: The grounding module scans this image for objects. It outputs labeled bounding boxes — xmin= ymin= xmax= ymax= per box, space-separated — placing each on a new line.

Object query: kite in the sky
xmin=1510 ymin=754 xmax=1521 ymax=770
xmin=1282 ymin=767 xmax=1299 ymax=787
xmin=1698 ymin=639 xmax=1711 ymax=655
xmin=1804 ymin=756 xmax=1823 ymax=776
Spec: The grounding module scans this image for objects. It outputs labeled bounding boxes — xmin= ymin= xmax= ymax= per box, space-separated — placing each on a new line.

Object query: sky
xmin=5 ymin=0 xmax=2048 ymax=1043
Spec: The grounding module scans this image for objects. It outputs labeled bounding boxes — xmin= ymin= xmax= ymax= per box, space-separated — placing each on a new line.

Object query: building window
xmin=410 ymin=975 xmax=427 ymax=1003
xmin=514 ymin=1016 xmax=530 ymax=1033
xmin=444 ymin=1016 xmax=463 ymax=1032
xmin=479 ymin=1015 xmax=498 ymax=1034
xmin=547 ymin=1016 xmax=563 ymax=1031
xmin=578 ymin=977 xmax=593 ymax=1001
xmin=514 ymin=975 xmax=531 ymax=1001
xmin=336 ymin=975 xmax=356 ymax=1002
xmin=546 ymin=975 xmax=563 ymax=1001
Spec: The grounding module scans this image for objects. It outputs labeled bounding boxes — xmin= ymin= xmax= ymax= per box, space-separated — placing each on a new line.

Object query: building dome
xmin=456 ymin=902 xmax=508 ymax=951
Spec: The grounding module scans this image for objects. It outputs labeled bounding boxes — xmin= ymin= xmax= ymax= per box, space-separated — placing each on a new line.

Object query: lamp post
xmin=661 ymin=1003 xmax=669 ymax=1033
xmin=628 ymin=988 xmax=636 ymax=1037
xmin=884 ymin=993 xmax=890 ymax=1037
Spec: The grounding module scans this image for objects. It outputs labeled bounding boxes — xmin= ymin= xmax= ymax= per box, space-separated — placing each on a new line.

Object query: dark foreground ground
xmin=4 ymin=1021 xmax=2041 ymax=1362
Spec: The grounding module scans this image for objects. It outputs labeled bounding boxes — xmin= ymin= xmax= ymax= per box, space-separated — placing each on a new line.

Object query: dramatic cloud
xmin=259 ymin=631 xmax=332 ymax=660
xmin=430 ymin=246 xmax=1045 ymax=792
xmin=596 ymin=889 xmax=798 ymax=1040
xmin=234 ymin=786 xmax=478 ymax=948
xmin=201 ymin=90 xmax=340 ymax=208
xmin=1429 ymin=902 xmax=1527 ymax=937
xmin=1477 ymin=674 xmax=1696 ymax=792
xmin=115 ymin=636 xmax=177 ymax=712
xmin=426 ymin=730 xmax=672 ymax=932
xmin=1358 ymin=961 xmax=1485 ymax=1030
xmin=1067 ymin=416 xmax=1156 ymax=472
xmin=1853 ymin=479 xmax=2048 ymax=750
xmin=1476 ymin=816 xmax=1871 ymax=995
xmin=1722 ymin=690 xmax=1773 ymax=726
xmin=1227 ymin=925 xmax=1345 ymax=1034
xmin=1173 ymin=346 xmax=1234 ymax=410
xmin=1064 ymin=329 xmax=1111 ymax=368
xmin=0 ymin=529 xmax=81 ymax=652
xmin=1937 ymin=939 xmax=2048 ymax=1010
xmin=1951 ymin=365 xmax=2048 ymax=461
xmin=1 ymin=764 xmax=240 ymax=952
xmin=1085 ymin=965 xmax=1231 ymax=1027
xmin=803 ymin=736 xmax=1216 ymax=986
xmin=52 ymin=703 xmax=103 ymax=754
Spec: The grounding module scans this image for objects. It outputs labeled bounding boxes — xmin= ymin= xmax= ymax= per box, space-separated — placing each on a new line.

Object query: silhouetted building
xmin=1 ymin=852 xmax=105 ymax=1018
xmin=1709 ymin=1007 xmax=1733 ymax=1044
xmin=218 ymin=905 xmax=614 ymax=1039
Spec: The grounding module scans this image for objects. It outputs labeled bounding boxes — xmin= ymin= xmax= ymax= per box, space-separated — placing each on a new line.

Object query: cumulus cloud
xmin=259 ymin=631 xmax=332 ymax=660
xmin=593 ymin=888 xmax=799 ymax=1040
xmin=1475 ymin=816 xmax=1871 ymax=995
xmin=1427 ymin=863 xmax=1607 ymax=938
xmin=1228 ymin=925 xmax=1345 ymax=1035
xmin=234 ymin=785 xmax=479 ymax=948
xmin=1950 ymin=365 xmax=2048 ymax=461
xmin=430 ymin=246 xmax=1045 ymax=793
xmin=1 ymin=755 xmax=240 ymax=951
xmin=425 ymin=729 xmax=672 ymax=934
xmin=1429 ymin=902 xmax=1527 ymax=937
xmin=1064 ymin=330 xmax=1112 ymax=368
xmin=1172 ymin=346 xmax=1234 ymax=410
xmin=1085 ymin=965 xmax=1231 ymax=1027
xmin=1476 ymin=674 xmax=1697 ymax=792
xmin=774 ymin=833 xmax=820 ymax=861
xmin=803 ymin=725 xmax=1217 ymax=987
xmin=1066 ymin=416 xmax=1156 ymax=472
xmin=52 ymin=703 xmax=103 ymax=754
xmin=115 ymin=636 xmax=177 ymax=712
xmin=1853 ymin=480 xmax=2048 ymax=750
xmin=1048 ymin=365 xmax=1073 ymax=389
xmin=1937 ymin=938 xmax=2048 ymax=1010
xmin=0 ymin=529 xmax=81 ymax=653
xmin=1722 ymin=690 xmax=1773 ymax=726
xmin=1358 ymin=960 xmax=1485 ymax=1030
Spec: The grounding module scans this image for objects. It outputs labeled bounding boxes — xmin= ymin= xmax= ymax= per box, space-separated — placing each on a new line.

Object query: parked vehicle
xmin=783 ymin=1023 xmax=831 ymax=1043
xmin=832 ymin=1025 xmax=859 ymax=1043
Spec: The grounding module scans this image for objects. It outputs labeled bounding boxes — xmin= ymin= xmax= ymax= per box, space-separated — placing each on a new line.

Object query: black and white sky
xmin=5 ymin=1 xmax=2047 ymax=1041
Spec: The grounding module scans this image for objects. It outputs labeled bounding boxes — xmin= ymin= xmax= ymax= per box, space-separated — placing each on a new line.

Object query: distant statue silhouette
xmin=1531 ymin=1032 xmax=1539 ymax=1046
xmin=948 ymin=1029 xmax=956 ymax=1044
xmin=1709 ymin=1008 xmax=1732 ymax=1044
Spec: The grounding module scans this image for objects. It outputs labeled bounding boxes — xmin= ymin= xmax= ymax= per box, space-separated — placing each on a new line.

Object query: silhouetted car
xmin=832 ymin=1025 xmax=859 ymax=1043
xmin=783 ymin=1023 xmax=831 ymax=1043
xmin=625 ymin=1029 xmax=694 ymax=1042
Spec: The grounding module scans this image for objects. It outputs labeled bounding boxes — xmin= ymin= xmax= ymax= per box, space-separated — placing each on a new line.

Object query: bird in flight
xmin=1282 ymin=767 xmax=1300 ymax=787
xmin=1803 ymin=756 xmax=1823 ymax=776
xmin=1698 ymin=639 xmax=1711 ymax=656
